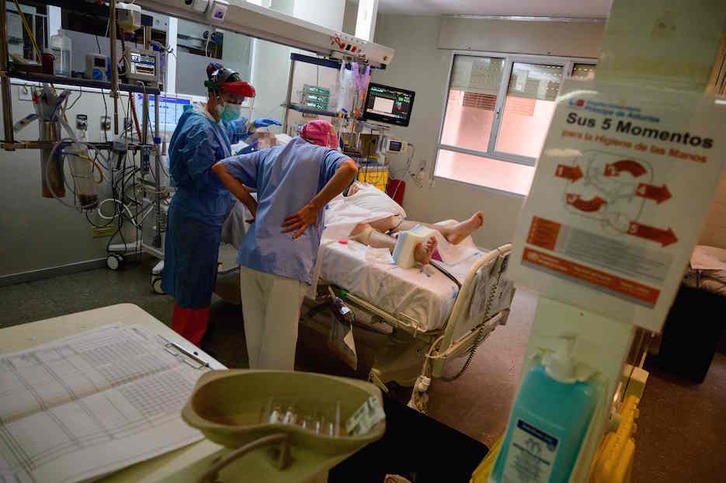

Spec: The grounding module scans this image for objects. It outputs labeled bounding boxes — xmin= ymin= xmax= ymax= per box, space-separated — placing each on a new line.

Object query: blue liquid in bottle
xmin=490 ymin=350 xmax=598 ymax=482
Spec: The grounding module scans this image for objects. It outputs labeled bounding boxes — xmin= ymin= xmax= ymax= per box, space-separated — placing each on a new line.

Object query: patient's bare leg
xmin=414 ymin=236 xmax=437 ymax=265
xmin=390 ymin=212 xmax=484 ymax=245
xmin=368 ymin=215 xmax=401 ymax=233
xmin=444 ymin=212 xmax=484 ymax=245
xmin=350 ymin=225 xmax=438 ymax=265
xmin=350 ymin=223 xmax=396 ymax=251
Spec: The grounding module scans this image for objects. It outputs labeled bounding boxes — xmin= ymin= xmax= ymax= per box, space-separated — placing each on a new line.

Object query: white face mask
xmin=216 ymin=101 xmax=243 ymax=122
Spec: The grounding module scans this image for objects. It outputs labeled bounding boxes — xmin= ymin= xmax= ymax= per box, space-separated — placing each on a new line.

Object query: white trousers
xmin=239 ymin=266 xmax=307 ymax=370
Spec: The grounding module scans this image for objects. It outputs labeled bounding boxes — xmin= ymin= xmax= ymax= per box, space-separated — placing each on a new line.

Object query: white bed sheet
xmin=684 ymin=245 xmax=726 ymax=297
xmin=318 ymin=239 xmax=485 ymax=332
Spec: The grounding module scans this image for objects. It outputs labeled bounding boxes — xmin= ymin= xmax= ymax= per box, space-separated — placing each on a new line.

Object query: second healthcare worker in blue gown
xmin=212 ymin=120 xmax=358 ymax=370
xmin=162 ymin=62 xmax=280 ymax=346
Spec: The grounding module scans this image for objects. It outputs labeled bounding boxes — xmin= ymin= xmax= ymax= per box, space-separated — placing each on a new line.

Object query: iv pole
xmin=110 ymin=0 xmax=119 ymax=135
xmin=0 ymin=0 xmax=15 ymax=148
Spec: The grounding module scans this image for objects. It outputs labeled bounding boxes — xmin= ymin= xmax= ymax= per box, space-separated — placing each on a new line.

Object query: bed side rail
xmin=436 ymin=244 xmax=514 ymax=355
xmin=338 ymin=290 xmax=443 ymax=340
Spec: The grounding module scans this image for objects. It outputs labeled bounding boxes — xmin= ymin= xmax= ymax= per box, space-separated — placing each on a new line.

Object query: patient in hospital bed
xmin=325 ymin=182 xmax=484 ymax=266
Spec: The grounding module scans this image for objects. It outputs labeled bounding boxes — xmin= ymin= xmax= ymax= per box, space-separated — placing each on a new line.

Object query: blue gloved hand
xmin=235 ymin=140 xmax=258 ymax=155
xmin=252 ymin=118 xmax=282 ymax=129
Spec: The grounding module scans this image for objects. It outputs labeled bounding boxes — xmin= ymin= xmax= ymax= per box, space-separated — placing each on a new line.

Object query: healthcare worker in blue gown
xmin=162 ymin=62 xmax=280 ymax=346
xmin=212 ymin=120 xmax=358 ymax=370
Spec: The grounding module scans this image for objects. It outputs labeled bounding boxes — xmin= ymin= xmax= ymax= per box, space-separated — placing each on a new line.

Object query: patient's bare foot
xmin=446 ymin=212 xmax=484 ymax=245
xmin=414 ymin=236 xmax=437 ymax=265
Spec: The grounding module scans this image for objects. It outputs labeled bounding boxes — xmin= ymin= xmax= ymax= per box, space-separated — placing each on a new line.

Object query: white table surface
xmin=1 ymin=303 xmax=335 ymax=483
xmin=0 ymin=303 xmax=230 ymax=482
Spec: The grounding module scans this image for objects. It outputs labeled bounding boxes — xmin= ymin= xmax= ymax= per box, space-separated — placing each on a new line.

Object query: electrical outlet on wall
xmin=76 ymin=114 xmax=88 ymax=131
xmin=408 ymin=159 xmax=428 ymax=188
xmin=19 ymin=85 xmax=32 ymax=101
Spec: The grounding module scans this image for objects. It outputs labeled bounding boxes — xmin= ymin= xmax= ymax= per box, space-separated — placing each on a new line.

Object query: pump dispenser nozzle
xmin=544 ymin=335 xmax=577 ymax=382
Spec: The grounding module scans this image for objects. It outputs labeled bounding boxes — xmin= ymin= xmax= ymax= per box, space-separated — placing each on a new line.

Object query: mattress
xmin=318 ymin=239 xmax=485 ymax=332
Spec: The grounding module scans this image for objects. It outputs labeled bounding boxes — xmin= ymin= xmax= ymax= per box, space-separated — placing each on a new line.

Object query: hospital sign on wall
xmin=507 ymin=80 xmax=726 ymax=331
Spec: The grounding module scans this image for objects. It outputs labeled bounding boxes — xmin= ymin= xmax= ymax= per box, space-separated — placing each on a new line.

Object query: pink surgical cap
xmin=301 ymin=120 xmax=339 ymax=149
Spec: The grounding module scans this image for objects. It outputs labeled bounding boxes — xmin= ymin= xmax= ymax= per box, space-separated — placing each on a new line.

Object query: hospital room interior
xmin=0 ymin=0 xmax=725 ymax=482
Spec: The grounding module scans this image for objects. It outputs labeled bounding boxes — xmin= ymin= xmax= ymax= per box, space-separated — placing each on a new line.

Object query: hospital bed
xmin=215 ymin=202 xmax=515 ymax=412
xmin=307 ymin=239 xmax=514 ymax=412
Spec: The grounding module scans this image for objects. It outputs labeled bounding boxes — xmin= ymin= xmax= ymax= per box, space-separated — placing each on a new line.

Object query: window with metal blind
xmin=462 ymin=92 xmax=498 ymax=110
xmin=495 ymin=63 xmax=563 ymax=159
xmin=440 ymin=55 xmax=504 ymax=153
xmin=435 ymin=53 xmax=596 ymax=196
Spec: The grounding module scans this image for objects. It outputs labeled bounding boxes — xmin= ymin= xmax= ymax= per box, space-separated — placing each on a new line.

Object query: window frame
xmin=435 ymin=51 xmax=597 ymax=187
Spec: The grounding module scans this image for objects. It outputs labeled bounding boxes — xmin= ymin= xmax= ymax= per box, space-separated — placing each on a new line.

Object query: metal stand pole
xmin=1 ymin=0 xmax=15 ymax=148
xmin=142 ymin=25 xmax=150 ymax=145
xmin=282 ymin=57 xmax=296 ymax=135
xmin=153 ymin=98 xmax=161 ymax=247
xmin=146 ymin=26 xmax=162 ymax=248
xmin=109 ymin=0 xmax=119 ymax=135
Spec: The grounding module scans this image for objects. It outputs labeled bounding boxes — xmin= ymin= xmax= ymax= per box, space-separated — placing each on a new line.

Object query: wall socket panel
xmin=19 ymin=85 xmax=32 ymax=101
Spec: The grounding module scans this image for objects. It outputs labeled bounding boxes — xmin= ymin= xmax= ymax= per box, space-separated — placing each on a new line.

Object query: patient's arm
xmin=212 ymin=163 xmax=258 ymax=219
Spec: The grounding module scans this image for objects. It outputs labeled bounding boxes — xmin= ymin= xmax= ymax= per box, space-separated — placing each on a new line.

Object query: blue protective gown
xmin=221 ymin=137 xmax=348 ymax=284
xmin=161 ymin=106 xmax=249 ymax=308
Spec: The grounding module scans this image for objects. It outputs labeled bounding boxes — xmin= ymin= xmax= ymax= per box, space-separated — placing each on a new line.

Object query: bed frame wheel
xmin=106 ymin=253 xmax=124 ymax=271
xmin=151 ymin=275 xmax=165 ymax=295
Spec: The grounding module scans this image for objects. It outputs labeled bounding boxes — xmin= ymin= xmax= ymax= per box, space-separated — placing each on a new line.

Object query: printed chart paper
xmin=507 ymin=81 xmax=726 ymax=331
xmin=0 ymin=324 xmax=207 ymax=483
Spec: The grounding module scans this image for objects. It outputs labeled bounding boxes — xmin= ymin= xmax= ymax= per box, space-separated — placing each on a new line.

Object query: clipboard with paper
xmin=0 ymin=324 xmax=210 ymax=483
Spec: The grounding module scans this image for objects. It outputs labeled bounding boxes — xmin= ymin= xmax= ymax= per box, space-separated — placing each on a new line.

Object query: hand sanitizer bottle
xmin=490 ymin=338 xmax=599 ymax=483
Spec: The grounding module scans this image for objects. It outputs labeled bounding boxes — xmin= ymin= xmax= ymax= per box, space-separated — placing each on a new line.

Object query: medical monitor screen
xmin=363 ymin=83 xmax=415 ymax=127
xmin=136 ymin=94 xmax=192 ymax=133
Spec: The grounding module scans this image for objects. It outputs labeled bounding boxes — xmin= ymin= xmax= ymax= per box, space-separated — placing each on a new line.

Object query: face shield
xmin=206 ymin=64 xmax=256 ymax=122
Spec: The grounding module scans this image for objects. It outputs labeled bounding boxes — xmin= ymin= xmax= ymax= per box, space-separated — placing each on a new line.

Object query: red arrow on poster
xmin=604 ymin=160 xmax=647 ymax=177
xmin=627 ymin=222 xmax=678 ymax=247
xmin=635 ymin=183 xmax=672 ymax=204
xmin=555 ymin=165 xmax=583 ymax=182
xmin=566 ymin=194 xmax=607 ymax=212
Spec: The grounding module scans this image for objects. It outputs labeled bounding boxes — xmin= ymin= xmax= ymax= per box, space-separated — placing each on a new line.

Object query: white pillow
xmin=346 ymin=182 xmax=406 ymax=219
